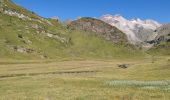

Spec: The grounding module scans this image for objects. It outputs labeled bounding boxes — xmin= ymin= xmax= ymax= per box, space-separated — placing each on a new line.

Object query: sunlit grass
xmin=0 ymin=56 xmax=169 ymax=99
xmin=106 ymin=80 xmax=170 ymax=91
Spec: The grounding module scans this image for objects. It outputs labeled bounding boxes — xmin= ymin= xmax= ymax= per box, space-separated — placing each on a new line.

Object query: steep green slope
xmin=67 ymin=30 xmax=144 ymax=59
xmin=0 ymin=13 xmax=70 ymax=59
xmin=0 ymin=0 xmax=70 ymax=59
xmin=0 ymin=0 xmax=144 ymax=59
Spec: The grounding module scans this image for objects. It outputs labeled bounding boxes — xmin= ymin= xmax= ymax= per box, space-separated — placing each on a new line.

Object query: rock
xmin=118 ymin=64 xmax=129 ymax=69
xmin=17 ymin=34 xmax=23 ymax=38
xmin=31 ymin=24 xmax=46 ymax=34
xmin=26 ymin=39 xmax=32 ymax=44
xmin=13 ymin=46 xmax=34 ymax=53
xmin=31 ymin=24 xmax=39 ymax=29
xmin=45 ymin=33 xmax=67 ymax=43
xmin=46 ymin=33 xmax=53 ymax=38
xmin=40 ymin=55 xmax=48 ymax=59
xmin=3 ymin=9 xmax=32 ymax=20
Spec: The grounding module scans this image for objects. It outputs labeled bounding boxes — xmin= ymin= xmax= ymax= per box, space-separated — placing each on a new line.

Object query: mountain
xmin=0 ymin=0 xmax=143 ymax=59
xmin=148 ymin=23 xmax=170 ymax=55
xmin=155 ymin=23 xmax=170 ymax=42
xmin=100 ymin=14 xmax=161 ymax=44
xmin=67 ymin=17 xmax=128 ymax=44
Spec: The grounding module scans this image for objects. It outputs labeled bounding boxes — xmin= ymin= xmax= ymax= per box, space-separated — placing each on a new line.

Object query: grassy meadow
xmin=0 ymin=1 xmax=170 ymax=100
xmin=0 ymin=56 xmax=170 ymax=100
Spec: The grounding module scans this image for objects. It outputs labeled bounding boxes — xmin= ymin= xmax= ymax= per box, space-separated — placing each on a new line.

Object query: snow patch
xmin=100 ymin=14 xmax=161 ymax=44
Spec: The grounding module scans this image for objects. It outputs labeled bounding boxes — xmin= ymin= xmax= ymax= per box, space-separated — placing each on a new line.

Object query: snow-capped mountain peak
xmin=100 ymin=14 xmax=162 ymax=44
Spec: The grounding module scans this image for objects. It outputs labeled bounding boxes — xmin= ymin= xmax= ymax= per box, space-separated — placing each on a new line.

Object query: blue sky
xmin=12 ymin=0 xmax=170 ymax=23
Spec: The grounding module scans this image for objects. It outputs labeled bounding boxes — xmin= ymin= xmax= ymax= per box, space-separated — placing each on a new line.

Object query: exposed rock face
xmin=147 ymin=24 xmax=170 ymax=55
xmin=68 ymin=17 xmax=128 ymax=44
xmin=12 ymin=46 xmax=34 ymax=53
xmin=4 ymin=9 xmax=32 ymax=20
xmin=100 ymin=14 xmax=161 ymax=44
xmin=156 ymin=24 xmax=170 ymax=37
xmin=151 ymin=24 xmax=170 ymax=44
xmin=46 ymin=33 xmax=67 ymax=43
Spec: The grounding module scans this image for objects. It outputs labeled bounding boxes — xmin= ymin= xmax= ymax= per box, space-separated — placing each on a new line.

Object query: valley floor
xmin=0 ymin=57 xmax=170 ymax=100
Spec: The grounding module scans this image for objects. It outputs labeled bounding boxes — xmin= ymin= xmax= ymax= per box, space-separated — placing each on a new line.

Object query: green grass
xmin=0 ymin=1 xmax=169 ymax=99
xmin=0 ymin=56 xmax=169 ymax=100
xmin=0 ymin=12 xmax=145 ymax=60
xmin=148 ymin=42 xmax=170 ymax=56
xmin=0 ymin=0 xmax=147 ymax=60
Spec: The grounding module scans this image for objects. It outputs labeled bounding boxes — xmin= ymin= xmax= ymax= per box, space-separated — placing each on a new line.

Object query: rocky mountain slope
xmin=0 ymin=0 xmax=142 ymax=59
xmin=155 ymin=23 xmax=170 ymax=43
xmin=148 ymin=23 xmax=170 ymax=55
xmin=100 ymin=14 xmax=161 ymax=44
xmin=0 ymin=0 xmax=71 ymax=59
xmin=68 ymin=17 xmax=128 ymax=44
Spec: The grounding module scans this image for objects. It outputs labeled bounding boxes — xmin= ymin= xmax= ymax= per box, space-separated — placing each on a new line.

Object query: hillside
xmin=148 ymin=23 xmax=170 ymax=55
xmin=0 ymin=0 xmax=143 ymax=59
xmin=68 ymin=17 xmax=128 ymax=44
xmin=0 ymin=0 xmax=72 ymax=59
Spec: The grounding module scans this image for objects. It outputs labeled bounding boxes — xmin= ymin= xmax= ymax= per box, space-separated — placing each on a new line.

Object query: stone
xmin=118 ymin=64 xmax=129 ymax=69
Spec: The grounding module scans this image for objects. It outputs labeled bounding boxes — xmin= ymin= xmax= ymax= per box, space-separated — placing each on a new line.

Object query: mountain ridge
xmin=68 ymin=17 xmax=128 ymax=44
xmin=100 ymin=14 xmax=161 ymax=44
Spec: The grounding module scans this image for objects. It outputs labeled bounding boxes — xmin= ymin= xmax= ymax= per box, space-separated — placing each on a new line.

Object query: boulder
xmin=118 ymin=64 xmax=129 ymax=69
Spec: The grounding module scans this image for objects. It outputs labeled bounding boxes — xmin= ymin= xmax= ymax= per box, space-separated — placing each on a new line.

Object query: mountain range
xmin=100 ymin=14 xmax=161 ymax=44
xmin=0 ymin=0 xmax=170 ymax=59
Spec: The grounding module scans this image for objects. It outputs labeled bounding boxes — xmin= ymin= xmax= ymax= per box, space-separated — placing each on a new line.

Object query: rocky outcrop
xmin=12 ymin=46 xmax=34 ymax=53
xmin=147 ymin=23 xmax=170 ymax=55
xmin=0 ymin=0 xmax=53 ymax=25
xmin=147 ymin=24 xmax=170 ymax=45
xmin=30 ymin=24 xmax=68 ymax=43
xmin=68 ymin=17 xmax=128 ymax=44
xmin=4 ymin=9 xmax=32 ymax=20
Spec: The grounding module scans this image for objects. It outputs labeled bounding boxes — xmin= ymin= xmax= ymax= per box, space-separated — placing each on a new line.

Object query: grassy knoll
xmin=0 ymin=56 xmax=169 ymax=100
